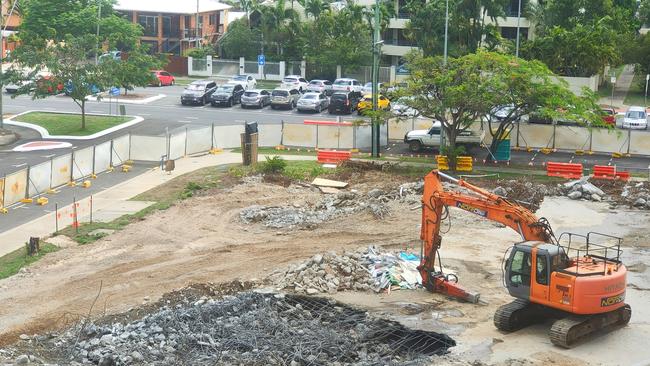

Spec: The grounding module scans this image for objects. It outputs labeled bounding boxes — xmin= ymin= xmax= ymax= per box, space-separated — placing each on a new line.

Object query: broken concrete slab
xmin=311 ymin=178 xmax=348 ymax=188
xmin=319 ymin=187 xmax=340 ymax=194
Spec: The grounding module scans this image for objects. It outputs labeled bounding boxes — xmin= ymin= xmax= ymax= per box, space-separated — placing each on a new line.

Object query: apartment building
xmin=2 ymin=0 xmax=22 ymax=58
xmin=114 ymin=0 xmax=232 ymax=55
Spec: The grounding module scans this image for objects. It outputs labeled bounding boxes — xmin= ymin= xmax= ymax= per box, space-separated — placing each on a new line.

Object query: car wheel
xmin=211 ymin=102 xmax=217 ymax=107
xmin=408 ymin=140 xmax=422 ymax=152
xmin=228 ymin=98 xmax=233 ymax=107
xmin=271 ymin=105 xmax=276 ymax=110
xmin=181 ymin=101 xmax=186 ymax=106
xmin=171 ymin=79 xmax=175 ymax=86
xmin=259 ymin=101 xmax=263 ymax=108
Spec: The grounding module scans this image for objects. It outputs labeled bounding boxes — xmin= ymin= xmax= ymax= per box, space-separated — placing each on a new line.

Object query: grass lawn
xmin=14 ymin=112 xmax=129 ymax=136
xmin=0 ymin=242 xmax=58 ymax=280
xmin=623 ymin=72 xmax=648 ymax=107
xmin=597 ymin=65 xmax=625 ymax=99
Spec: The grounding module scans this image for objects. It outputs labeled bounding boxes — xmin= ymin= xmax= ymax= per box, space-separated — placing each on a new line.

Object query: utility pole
xmin=515 ymin=0 xmax=521 ymax=58
xmin=645 ymin=74 xmax=649 ymax=108
xmin=440 ymin=0 xmax=449 ymax=152
xmin=370 ymin=0 xmax=381 ymax=158
xmin=196 ymin=0 xmax=201 ymax=49
xmin=95 ymin=1 xmax=101 ymax=65
xmin=1 ymin=0 xmax=4 ymax=129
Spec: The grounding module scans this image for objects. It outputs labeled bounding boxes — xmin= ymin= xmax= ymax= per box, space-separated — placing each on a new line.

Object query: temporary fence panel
xmin=283 ymin=124 xmax=317 ymax=147
xmin=3 ymin=169 xmax=28 ymax=206
xmin=94 ymin=141 xmax=112 ymax=173
xmin=0 ymin=177 xmax=4 ymax=207
xmin=257 ymin=124 xmax=283 ymax=147
xmin=554 ymin=126 xmax=591 ymax=151
xmin=51 ymin=153 xmax=72 ymax=187
xmin=169 ymin=132 xmax=187 ymax=160
xmin=213 ymin=125 xmax=244 ymax=149
xmin=264 ymin=62 xmax=281 ymax=76
xmin=629 ymin=130 xmax=650 ymax=155
xmin=28 ymin=161 xmax=52 ymax=196
xmin=387 ymin=119 xmax=432 ymax=141
xmin=516 ymin=123 xmax=554 ymax=149
xmin=130 ymin=135 xmax=166 ymax=161
xmin=590 ymin=128 xmax=626 ymax=154
xmin=212 ymin=59 xmax=240 ymax=77
xmin=354 ymin=125 xmax=388 ymax=150
xmin=317 ymin=125 xmax=353 ymax=149
xmin=244 ymin=61 xmax=258 ymax=75
xmin=112 ymin=135 xmax=130 ymax=166
xmin=72 ymin=147 xmax=94 ymax=180
xmin=186 ymin=126 xmax=213 ymax=154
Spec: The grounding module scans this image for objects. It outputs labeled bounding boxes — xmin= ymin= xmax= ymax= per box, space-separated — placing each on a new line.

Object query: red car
xmin=151 ymin=70 xmax=175 ymax=86
xmin=601 ymin=107 xmax=616 ymax=126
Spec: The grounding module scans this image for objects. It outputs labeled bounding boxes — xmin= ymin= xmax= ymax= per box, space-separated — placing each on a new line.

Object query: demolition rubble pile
xmin=558 ymin=177 xmax=608 ymax=202
xmin=5 ymin=293 xmax=455 ymax=366
xmin=619 ymin=181 xmax=650 ymax=209
xmin=240 ymin=182 xmax=424 ymax=229
xmin=268 ymin=247 xmax=423 ymax=295
xmin=492 ymin=179 xmax=555 ymax=212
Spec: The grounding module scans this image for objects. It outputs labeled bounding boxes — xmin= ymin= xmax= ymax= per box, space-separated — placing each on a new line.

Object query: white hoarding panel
xmin=28 ymin=161 xmax=52 ymax=195
xmin=73 ymin=147 xmax=94 ymax=180
xmin=130 ymin=135 xmax=166 ymax=161
xmin=112 ymin=135 xmax=130 ymax=166
xmin=51 ymin=154 xmax=72 ymax=187
xmin=186 ymin=127 xmax=213 ymax=154
xmin=94 ymin=141 xmax=112 ymax=173
xmin=169 ymin=132 xmax=186 ymax=160
xmin=3 ymin=169 xmax=28 ymax=206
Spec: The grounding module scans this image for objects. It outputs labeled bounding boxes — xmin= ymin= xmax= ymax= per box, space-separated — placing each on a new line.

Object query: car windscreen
xmin=186 ymin=84 xmax=205 ymax=91
xmin=309 ymin=80 xmax=322 ymax=85
xmin=272 ymin=90 xmax=288 ymax=96
xmin=244 ymin=91 xmax=259 ymax=97
xmin=602 ymin=109 xmax=614 ymax=115
xmin=364 ymin=82 xmax=372 ymax=88
xmin=283 ymin=78 xmax=298 ymax=83
xmin=232 ymin=75 xmax=247 ymax=81
xmin=626 ymin=111 xmax=646 ymax=119
xmin=302 ymin=94 xmax=317 ymax=99
xmin=217 ymin=86 xmax=234 ymax=93
xmin=331 ymin=94 xmax=347 ymax=101
xmin=334 ymin=80 xmax=350 ymax=85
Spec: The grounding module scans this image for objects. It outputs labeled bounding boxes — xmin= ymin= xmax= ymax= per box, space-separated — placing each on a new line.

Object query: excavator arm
xmin=418 ymin=170 xmax=551 ymax=303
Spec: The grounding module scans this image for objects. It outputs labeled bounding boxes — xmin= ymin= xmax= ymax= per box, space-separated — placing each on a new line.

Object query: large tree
xmin=399 ymin=51 xmax=599 ymax=168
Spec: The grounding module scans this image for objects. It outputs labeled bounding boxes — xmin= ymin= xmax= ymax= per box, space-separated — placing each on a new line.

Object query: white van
xmin=622 ymin=106 xmax=648 ymax=129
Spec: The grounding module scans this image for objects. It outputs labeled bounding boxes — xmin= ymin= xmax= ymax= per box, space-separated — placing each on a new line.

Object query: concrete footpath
xmin=0 ymin=151 xmax=316 ymax=257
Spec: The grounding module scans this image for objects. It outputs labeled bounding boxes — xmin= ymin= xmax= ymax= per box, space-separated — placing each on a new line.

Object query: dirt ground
xmin=0 ymin=170 xmax=649 ymax=366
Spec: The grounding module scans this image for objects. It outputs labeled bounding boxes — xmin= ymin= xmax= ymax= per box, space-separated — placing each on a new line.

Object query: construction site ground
xmin=0 ymin=162 xmax=649 ymax=365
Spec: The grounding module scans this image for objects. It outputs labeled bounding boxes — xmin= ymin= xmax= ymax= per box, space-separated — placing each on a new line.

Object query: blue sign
xmin=109 ymin=87 xmax=120 ymax=96
xmin=258 ymin=54 xmax=265 ymax=66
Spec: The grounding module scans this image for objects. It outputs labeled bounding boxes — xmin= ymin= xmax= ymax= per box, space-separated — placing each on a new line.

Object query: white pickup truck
xmin=403 ymin=122 xmax=484 ymax=152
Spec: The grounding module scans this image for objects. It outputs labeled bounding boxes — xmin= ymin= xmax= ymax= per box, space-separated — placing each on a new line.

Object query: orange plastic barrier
xmin=592 ymin=165 xmax=631 ymax=181
xmin=317 ymin=150 xmax=351 ymax=165
xmin=546 ymin=162 xmax=583 ymax=179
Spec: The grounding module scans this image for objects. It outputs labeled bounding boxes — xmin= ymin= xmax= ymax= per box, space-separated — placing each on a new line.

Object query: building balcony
xmin=381 ymin=43 xmax=418 ymax=57
xmin=182 ymin=28 xmax=203 ymax=40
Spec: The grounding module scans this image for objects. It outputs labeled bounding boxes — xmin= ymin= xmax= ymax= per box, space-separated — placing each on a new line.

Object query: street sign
xmin=257 ymin=54 xmax=265 ymax=66
xmin=109 ymin=87 xmax=120 ymax=96
xmin=610 ymin=76 xmax=616 ymax=84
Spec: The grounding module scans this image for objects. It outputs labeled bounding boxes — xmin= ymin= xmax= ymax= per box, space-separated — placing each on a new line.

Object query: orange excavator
xmin=418 ymin=170 xmax=631 ymax=348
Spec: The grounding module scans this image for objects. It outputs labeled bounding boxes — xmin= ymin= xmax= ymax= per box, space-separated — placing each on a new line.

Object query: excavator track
xmin=550 ymin=304 xmax=632 ymax=348
xmin=494 ymin=299 xmax=544 ymax=332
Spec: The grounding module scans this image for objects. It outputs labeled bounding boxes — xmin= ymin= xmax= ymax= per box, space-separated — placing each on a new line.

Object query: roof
xmin=114 ymin=0 xmax=231 ymax=14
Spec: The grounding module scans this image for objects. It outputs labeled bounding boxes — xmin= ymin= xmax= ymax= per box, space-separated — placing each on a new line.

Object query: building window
xmin=185 ymin=15 xmax=192 ymax=28
xmin=501 ymin=26 xmax=528 ymax=40
xmin=138 ymin=15 xmax=158 ymax=37
xmin=162 ymin=16 xmax=172 ymax=37
xmin=506 ymin=0 xmax=527 ymax=17
xmin=397 ymin=29 xmax=413 ymax=46
xmin=209 ymin=14 xmax=217 ymax=25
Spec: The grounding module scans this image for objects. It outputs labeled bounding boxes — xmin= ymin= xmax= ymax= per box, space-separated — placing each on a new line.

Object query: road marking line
xmin=12 ymin=163 xmax=27 ymax=167
xmin=235 ymin=119 xmax=246 ymax=123
xmin=140 ymin=113 xmax=152 ymax=116
xmin=41 ymin=154 xmax=56 ymax=158
xmin=178 ymin=120 xmax=192 ymax=123
xmin=186 ymin=117 xmax=199 ymax=120
xmin=14 ymin=204 xmax=25 ymax=209
xmin=15 ymin=157 xmax=27 ymax=160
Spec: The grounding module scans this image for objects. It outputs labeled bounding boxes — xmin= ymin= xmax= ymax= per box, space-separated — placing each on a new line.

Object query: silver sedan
xmin=297 ymin=92 xmax=329 ymax=113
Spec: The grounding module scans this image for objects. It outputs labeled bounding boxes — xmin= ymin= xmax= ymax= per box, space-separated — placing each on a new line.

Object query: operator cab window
xmin=536 ymin=254 xmax=548 ymax=285
xmin=510 ymin=250 xmax=531 ymax=286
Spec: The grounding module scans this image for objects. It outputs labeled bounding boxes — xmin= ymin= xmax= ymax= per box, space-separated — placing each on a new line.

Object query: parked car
xmin=210 ymin=83 xmax=245 ymax=107
xmin=622 ymin=106 xmax=648 ymax=129
xmin=306 ymin=79 xmax=333 ymax=95
xmin=5 ymin=79 xmax=32 ymax=94
xmin=228 ymin=74 xmax=257 ymax=90
xmin=404 ymin=121 xmax=483 ymax=152
xmin=98 ymin=51 xmax=122 ymax=63
xmin=297 ymin=92 xmax=329 ymax=113
xmin=181 ymin=80 xmax=217 ymax=105
xmin=64 ymin=79 xmax=99 ymax=96
xmin=391 ymin=96 xmax=420 ymax=117
xmin=331 ymin=78 xmax=363 ymax=93
xmin=270 ymin=88 xmax=301 ymax=109
xmin=600 ymin=107 xmax=616 ymax=126
xmin=357 ymin=93 xmax=390 ymax=115
xmin=328 ymin=91 xmax=360 ymax=114
xmin=150 ymin=70 xmax=175 ymax=86
xmin=241 ymin=89 xmax=271 ymax=108
xmin=280 ymin=75 xmax=309 ymax=92
xmin=361 ymin=82 xmax=385 ymax=94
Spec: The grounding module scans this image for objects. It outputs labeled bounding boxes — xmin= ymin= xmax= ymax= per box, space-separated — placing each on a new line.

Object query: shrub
xmin=260 ymin=156 xmax=287 ymax=174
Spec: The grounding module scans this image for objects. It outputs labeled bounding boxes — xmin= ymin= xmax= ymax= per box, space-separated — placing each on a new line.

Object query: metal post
xmin=90 ymin=196 xmax=93 ymax=224
xmin=645 ymin=74 xmax=649 ymax=108
xmin=610 ymin=74 xmax=616 ymax=110
xmin=0 ymin=1 xmax=4 ymax=129
xmin=371 ymin=0 xmax=381 ymax=158
xmin=95 ymin=1 xmax=101 ymax=65
xmin=515 ymin=0 xmax=522 ymax=58
xmin=55 ymin=203 xmax=59 ymax=233
xmin=440 ymin=0 xmax=450 ymax=152
xmin=196 ymin=0 xmax=201 ymax=49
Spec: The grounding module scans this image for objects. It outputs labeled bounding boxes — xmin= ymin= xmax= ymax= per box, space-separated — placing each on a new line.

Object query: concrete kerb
xmin=85 ymin=94 xmax=166 ymax=105
xmin=0 ymin=151 xmax=316 ymax=258
xmin=3 ymin=110 xmax=144 ymax=140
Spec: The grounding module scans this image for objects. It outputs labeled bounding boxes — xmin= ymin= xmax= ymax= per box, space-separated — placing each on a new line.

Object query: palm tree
xmin=305 ymin=0 xmax=330 ymax=19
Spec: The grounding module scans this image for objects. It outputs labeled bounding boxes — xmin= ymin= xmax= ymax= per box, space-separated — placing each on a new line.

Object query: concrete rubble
xmin=491 ymin=179 xmax=553 ymax=212
xmin=3 ymin=293 xmax=455 ymax=366
xmin=240 ymin=181 xmax=424 ymax=229
xmin=268 ymin=247 xmax=423 ymax=295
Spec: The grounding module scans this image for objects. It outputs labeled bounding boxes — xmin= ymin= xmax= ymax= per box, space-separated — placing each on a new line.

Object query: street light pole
xmin=645 ymin=74 xmax=649 ymax=108
xmin=371 ymin=0 xmax=381 ymax=158
xmin=440 ymin=0 xmax=449 ymax=152
xmin=95 ymin=1 xmax=101 ymax=65
xmin=515 ymin=0 xmax=521 ymax=58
